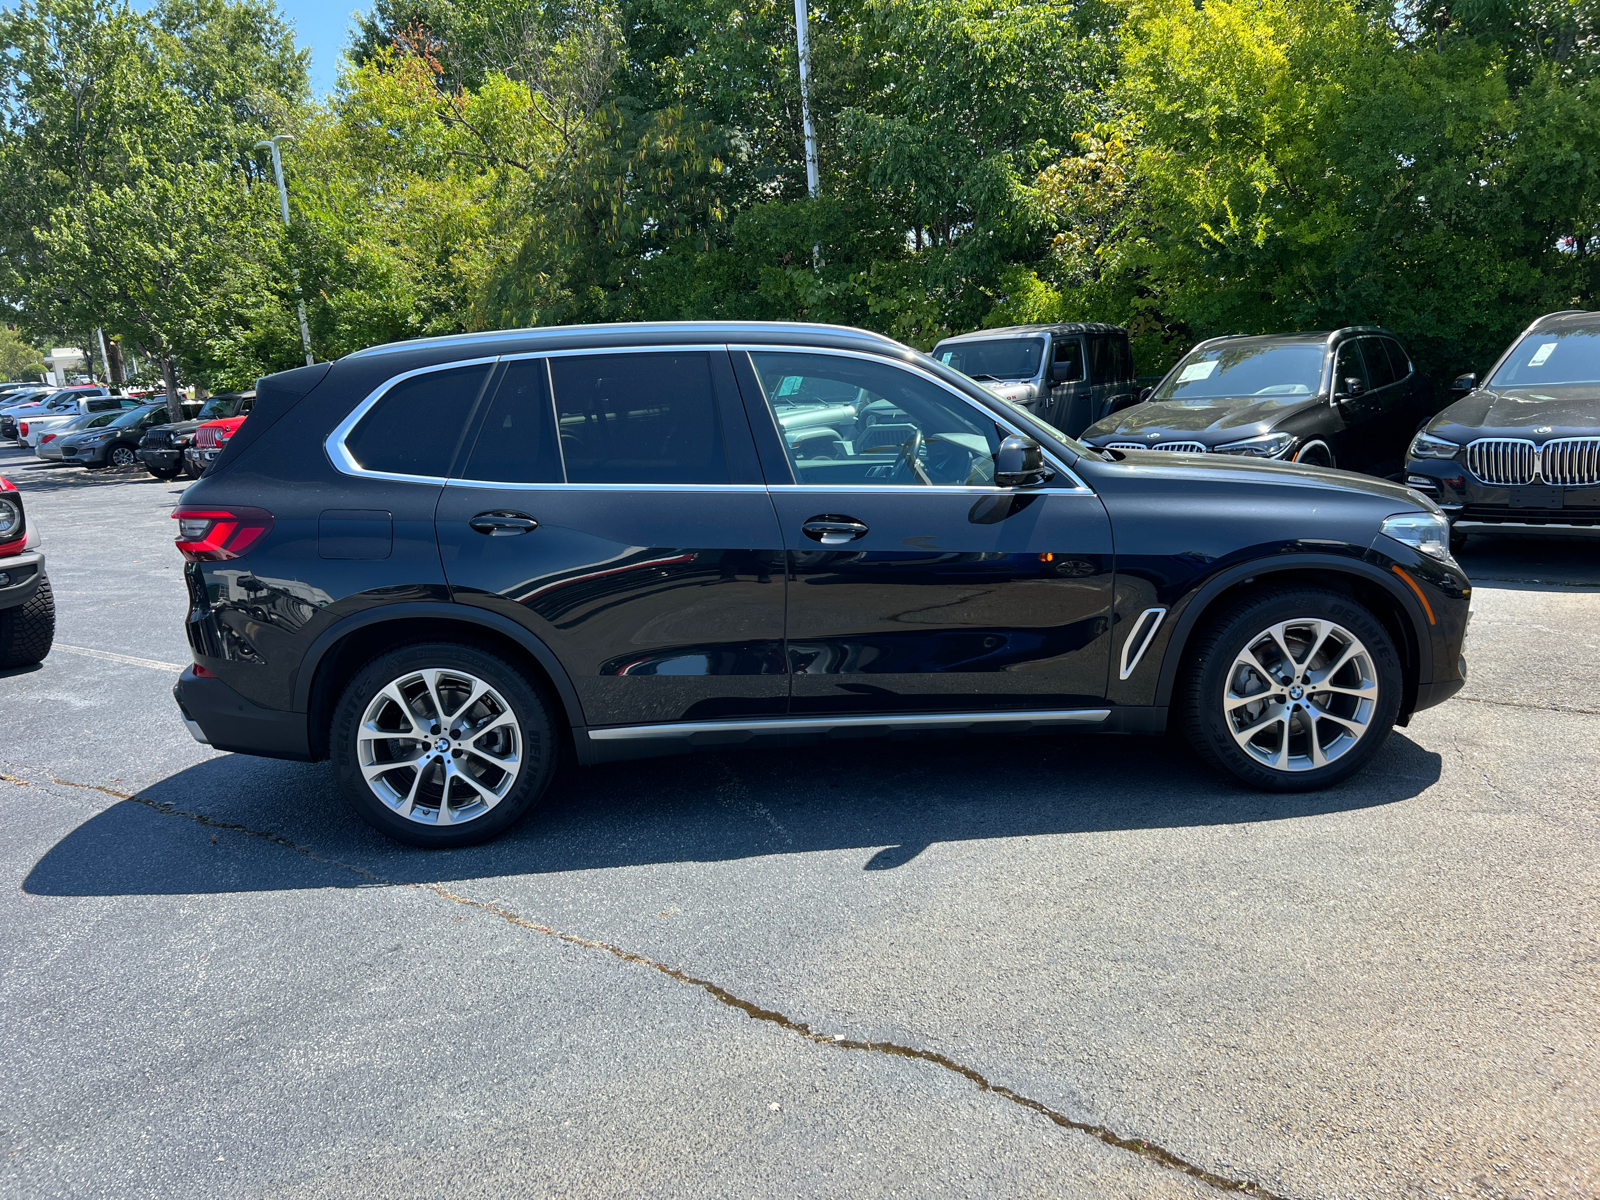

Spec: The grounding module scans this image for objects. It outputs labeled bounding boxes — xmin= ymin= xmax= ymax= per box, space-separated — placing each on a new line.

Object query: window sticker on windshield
xmin=1528 ymin=342 xmax=1558 ymax=367
xmin=775 ymin=376 xmax=803 ymax=396
xmin=939 ymin=352 xmax=953 ymax=364
xmin=1178 ymin=360 xmax=1219 ymax=383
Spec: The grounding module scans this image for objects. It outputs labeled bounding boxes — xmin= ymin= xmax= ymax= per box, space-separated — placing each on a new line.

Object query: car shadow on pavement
xmin=23 ymin=728 xmax=1443 ymax=898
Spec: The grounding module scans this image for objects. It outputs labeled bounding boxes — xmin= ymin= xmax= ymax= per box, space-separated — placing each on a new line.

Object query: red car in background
xmin=0 ymin=476 xmax=54 ymax=668
xmin=186 ymin=414 xmax=248 ymax=475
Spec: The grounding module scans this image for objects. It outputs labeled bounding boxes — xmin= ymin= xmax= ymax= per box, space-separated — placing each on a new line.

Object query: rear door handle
xmin=469 ymin=511 xmax=538 ymax=536
xmin=802 ymin=516 xmax=869 ymax=545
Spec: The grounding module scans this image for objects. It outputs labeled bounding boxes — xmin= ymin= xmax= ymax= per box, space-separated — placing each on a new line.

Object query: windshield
xmin=935 ymin=338 xmax=1044 ymax=382
xmin=1154 ymin=343 xmax=1326 ymax=401
xmin=1489 ymin=328 xmax=1600 ymax=388
xmin=195 ymin=396 xmax=243 ymax=421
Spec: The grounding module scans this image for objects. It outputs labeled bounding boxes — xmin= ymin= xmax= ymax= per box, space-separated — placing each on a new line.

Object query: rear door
xmin=734 ymin=347 xmax=1114 ymax=717
xmin=435 ymin=348 xmax=787 ymax=729
xmin=1329 ymin=339 xmax=1378 ymax=469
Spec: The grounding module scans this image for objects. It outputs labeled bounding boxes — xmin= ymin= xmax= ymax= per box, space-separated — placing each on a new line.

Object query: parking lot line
xmin=52 ymin=643 xmax=184 ymax=672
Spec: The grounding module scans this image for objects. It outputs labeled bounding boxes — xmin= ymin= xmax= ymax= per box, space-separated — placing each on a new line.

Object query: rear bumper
xmin=173 ymin=666 xmax=313 ymax=761
xmin=0 ymin=550 xmax=45 ymax=611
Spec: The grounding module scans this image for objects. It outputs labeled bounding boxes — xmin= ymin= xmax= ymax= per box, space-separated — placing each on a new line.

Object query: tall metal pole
xmin=258 ymin=136 xmax=315 ymax=366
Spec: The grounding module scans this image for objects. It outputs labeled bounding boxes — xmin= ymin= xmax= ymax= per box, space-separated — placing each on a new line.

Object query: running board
xmin=588 ymin=708 xmax=1112 ymax=743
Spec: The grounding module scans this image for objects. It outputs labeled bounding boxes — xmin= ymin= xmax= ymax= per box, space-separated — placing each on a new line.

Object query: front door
xmin=1047 ymin=335 xmax=1093 ymax=436
xmin=436 ymin=350 xmax=787 ymax=729
xmin=1329 ymin=339 xmax=1379 ymax=469
xmin=734 ymin=348 xmax=1115 ymax=717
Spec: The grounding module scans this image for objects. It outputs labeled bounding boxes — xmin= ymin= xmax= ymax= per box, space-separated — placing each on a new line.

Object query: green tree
xmin=0 ymin=326 xmax=45 ymax=380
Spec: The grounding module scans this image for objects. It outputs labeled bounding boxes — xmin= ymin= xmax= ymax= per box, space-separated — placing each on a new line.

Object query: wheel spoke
xmin=420 ymin=670 xmax=450 ymax=729
xmin=452 ymin=765 xmax=503 ymax=810
xmin=374 ymin=683 xmax=417 ymax=732
xmin=362 ymin=750 xmax=427 ymax=781
xmin=395 ymin=761 xmax=427 ymax=819
xmin=451 ymin=679 xmax=490 ymax=726
xmin=1307 ymin=717 xmax=1329 ymax=769
xmin=462 ymin=745 xmax=518 ymax=781
xmin=1317 ymin=681 xmax=1375 ymax=698
xmin=1313 ymin=708 xmax=1370 ymax=737
xmin=1309 ymin=641 xmax=1362 ymax=685
xmin=1225 ymin=687 xmax=1272 ymax=711
xmin=1231 ymin=701 xmax=1286 ymax=748
xmin=468 ymin=710 xmax=517 ymax=741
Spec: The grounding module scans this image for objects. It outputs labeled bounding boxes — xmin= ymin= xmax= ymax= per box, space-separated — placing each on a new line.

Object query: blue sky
xmin=277 ymin=0 xmax=363 ymax=95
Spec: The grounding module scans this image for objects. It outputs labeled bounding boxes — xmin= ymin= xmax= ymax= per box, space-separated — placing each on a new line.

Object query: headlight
xmin=1408 ymin=432 xmax=1459 ymax=460
xmin=1381 ymin=512 xmax=1453 ymax=562
xmin=0 ymin=496 xmax=19 ymax=539
xmin=1213 ymin=431 xmax=1296 ymax=458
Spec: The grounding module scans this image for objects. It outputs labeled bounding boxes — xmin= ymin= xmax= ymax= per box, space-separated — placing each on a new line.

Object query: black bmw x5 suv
xmin=173 ymin=322 xmax=1471 ymax=847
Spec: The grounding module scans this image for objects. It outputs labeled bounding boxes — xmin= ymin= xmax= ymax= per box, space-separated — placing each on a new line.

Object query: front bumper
xmin=0 ymin=550 xmax=46 ymax=612
xmin=1405 ymin=458 xmax=1600 ymax=532
xmin=185 ymin=446 xmax=221 ymax=471
xmin=138 ymin=447 xmax=182 ymax=470
xmin=173 ymin=665 xmax=313 ymax=761
xmin=59 ymin=444 xmax=108 ymax=466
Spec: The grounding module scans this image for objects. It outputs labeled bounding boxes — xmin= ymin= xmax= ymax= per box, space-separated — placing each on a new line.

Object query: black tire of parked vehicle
xmin=1449 ymin=526 xmax=1469 ymax=556
xmin=1293 ymin=442 xmax=1336 ymax=468
xmin=145 ymin=461 xmax=182 ymax=481
xmin=182 ymin=458 xmax=203 ymax=480
xmin=330 ymin=642 xmax=559 ymax=848
xmin=1181 ymin=586 xmax=1402 ymax=792
xmin=0 ymin=577 xmax=56 ymax=668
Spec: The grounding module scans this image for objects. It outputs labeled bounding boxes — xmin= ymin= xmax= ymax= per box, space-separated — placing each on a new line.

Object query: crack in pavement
xmin=24 ymin=769 xmax=1293 ymax=1200
xmin=1458 ymin=695 xmax=1600 ymax=716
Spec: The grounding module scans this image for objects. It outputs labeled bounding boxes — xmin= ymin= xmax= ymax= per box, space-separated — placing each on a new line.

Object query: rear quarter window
xmin=344 ymin=363 xmax=493 ymax=479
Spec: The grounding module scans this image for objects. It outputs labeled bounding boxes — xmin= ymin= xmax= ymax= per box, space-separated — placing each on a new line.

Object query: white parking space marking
xmin=52 ymin=643 xmax=185 ymax=673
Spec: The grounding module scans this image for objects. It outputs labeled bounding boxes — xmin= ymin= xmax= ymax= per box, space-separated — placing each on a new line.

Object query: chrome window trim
xmin=732 ymin=342 xmax=1092 ymax=493
xmin=326 ymin=355 xmax=501 ymax=485
xmin=497 ymin=343 xmax=731 ymax=362
xmin=1118 ymin=607 xmax=1168 ymax=680
xmin=588 ymin=708 xmax=1112 ymax=742
xmin=444 ymin=480 xmax=770 ymax=493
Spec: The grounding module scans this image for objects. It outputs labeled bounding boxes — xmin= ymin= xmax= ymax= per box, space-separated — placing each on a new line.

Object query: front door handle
xmin=469 ymin=511 xmax=538 ymax=536
xmin=802 ymin=516 xmax=869 ymax=545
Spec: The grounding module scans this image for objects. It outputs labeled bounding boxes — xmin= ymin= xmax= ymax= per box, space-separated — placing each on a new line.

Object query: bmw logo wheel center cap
xmin=1288 ymin=684 xmax=1305 ymax=701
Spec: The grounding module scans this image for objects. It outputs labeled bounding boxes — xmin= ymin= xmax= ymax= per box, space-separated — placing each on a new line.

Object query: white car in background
xmin=16 ymin=395 xmax=138 ymax=447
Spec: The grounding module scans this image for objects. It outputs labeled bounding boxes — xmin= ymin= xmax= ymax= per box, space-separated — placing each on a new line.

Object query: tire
xmin=1449 ymin=525 xmax=1469 ymax=556
xmin=145 ymin=461 xmax=181 ymax=481
xmin=182 ymin=459 xmax=202 ymax=479
xmin=330 ymin=642 xmax=558 ymax=847
xmin=108 ymin=444 xmax=137 ymax=468
xmin=0 ymin=576 xmax=56 ymax=668
xmin=1181 ymin=587 xmax=1402 ymax=792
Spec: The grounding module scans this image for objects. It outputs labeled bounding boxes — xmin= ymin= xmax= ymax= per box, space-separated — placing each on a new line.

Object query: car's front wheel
xmin=330 ymin=642 xmax=558 ymax=847
xmin=0 ymin=577 xmax=55 ymax=668
xmin=1181 ymin=587 xmax=1401 ymax=791
xmin=145 ymin=460 xmax=182 ymax=480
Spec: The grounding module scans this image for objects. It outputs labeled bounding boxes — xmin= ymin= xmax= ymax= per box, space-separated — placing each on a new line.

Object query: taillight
xmin=172 ymin=505 xmax=273 ymax=561
xmin=17 ymin=422 xmax=27 ymax=436
xmin=40 ymin=434 xmax=55 ymax=445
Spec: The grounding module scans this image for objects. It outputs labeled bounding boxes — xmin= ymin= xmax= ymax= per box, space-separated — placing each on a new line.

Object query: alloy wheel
xmin=1223 ymin=617 xmax=1377 ymax=772
xmin=355 ymin=668 xmax=523 ymax=826
xmin=109 ymin=445 xmax=137 ymax=467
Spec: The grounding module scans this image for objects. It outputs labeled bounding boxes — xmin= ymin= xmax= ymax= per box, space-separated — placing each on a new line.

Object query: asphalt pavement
xmin=1 ymin=443 xmax=1596 ymax=1200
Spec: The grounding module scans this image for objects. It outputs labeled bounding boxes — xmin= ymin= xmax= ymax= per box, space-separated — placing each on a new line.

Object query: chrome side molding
xmin=1119 ymin=607 xmax=1168 ymax=680
xmin=587 ymin=708 xmax=1112 ymax=742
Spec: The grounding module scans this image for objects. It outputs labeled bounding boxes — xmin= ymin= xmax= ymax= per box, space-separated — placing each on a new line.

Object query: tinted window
xmin=1053 ymin=338 xmax=1085 ymax=383
xmin=1381 ymin=338 xmax=1410 ymax=380
xmin=460 ymin=358 xmax=563 ymax=483
xmin=1489 ymin=327 xmax=1600 ymax=388
xmin=749 ymin=351 xmax=1005 ymax=487
xmin=1111 ymin=336 xmax=1133 ymax=381
xmin=548 ymin=352 xmax=727 ymax=484
xmin=345 ymin=363 xmax=491 ymax=479
xmin=1089 ymin=336 xmax=1114 ymax=385
xmin=86 ymin=398 xmax=121 ymax=412
xmin=935 ymin=338 xmax=1044 ymax=382
xmin=1155 ymin=343 xmax=1325 ymax=401
xmin=1362 ymin=337 xmax=1397 ymax=389
xmin=1333 ymin=341 xmax=1369 ymax=393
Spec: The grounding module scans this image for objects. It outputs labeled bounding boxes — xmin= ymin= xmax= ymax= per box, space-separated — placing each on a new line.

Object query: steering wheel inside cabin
xmin=887 ymin=429 xmax=934 ymax=486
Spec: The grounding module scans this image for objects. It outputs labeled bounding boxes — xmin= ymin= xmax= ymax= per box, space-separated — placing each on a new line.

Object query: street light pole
xmin=793 ymin=0 xmax=820 ymax=201
xmin=257 ymin=136 xmax=315 ymax=367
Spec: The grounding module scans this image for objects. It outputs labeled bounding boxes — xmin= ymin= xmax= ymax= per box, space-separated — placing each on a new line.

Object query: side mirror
xmin=1138 ymin=386 xmax=1153 ymax=403
xmin=1050 ymin=361 xmax=1083 ymax=384
xmin=995 ymin=435 xmax=1053 ymax=487
xmin=1451 ymin=372 xmax=1477 ymax=393
xmin=1338 ymin=376 xmax=1365 ymax=399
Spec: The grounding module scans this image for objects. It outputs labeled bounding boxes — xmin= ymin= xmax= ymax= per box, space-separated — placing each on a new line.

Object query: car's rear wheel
xmin=330 ymin=642 xmax=558 ymax=847
xmin=0 ymin=577 xmax=55 ymax=668
xmin=1182 ymin=587 xmax=1401 ymax=791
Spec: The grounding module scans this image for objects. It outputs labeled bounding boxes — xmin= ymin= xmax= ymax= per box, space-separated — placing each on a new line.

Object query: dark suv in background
xmin=931 ymin=323 xmax=1138 ymax=438
xmin=1406 ymin=309 xmax=1600 ymax=551
xmin=173 ymin=322 xmax=1470 ymax=848
xmin=139 ymin=390 xmax=254 ymax=480
xmin=1080 ymin=327 xmax=1435 ymax=474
